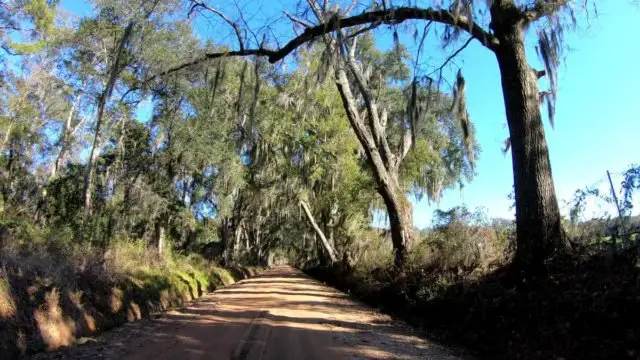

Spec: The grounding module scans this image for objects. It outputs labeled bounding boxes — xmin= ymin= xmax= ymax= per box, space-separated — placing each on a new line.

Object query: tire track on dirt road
xmin=33 ymin=265 xmax=463 ymax=360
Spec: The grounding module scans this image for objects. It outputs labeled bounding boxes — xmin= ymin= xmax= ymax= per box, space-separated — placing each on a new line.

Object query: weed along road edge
xmin=33 ymin=265 xmax=461 ymax=360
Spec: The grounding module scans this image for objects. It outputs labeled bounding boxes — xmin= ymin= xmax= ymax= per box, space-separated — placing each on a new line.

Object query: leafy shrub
xmin=421 ymin=206 xmax=511 ymax=274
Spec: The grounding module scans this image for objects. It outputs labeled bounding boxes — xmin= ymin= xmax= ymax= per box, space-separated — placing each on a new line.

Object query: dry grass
xmin=33 ymin=288 xmax=75 ymax=349
xmin=309 ymin=229 xmax=640 ymax=360
xmin=0 ymin=272 xmax=16 ymax=320
xmin=345 ymin=226 xmax=512 ymax=293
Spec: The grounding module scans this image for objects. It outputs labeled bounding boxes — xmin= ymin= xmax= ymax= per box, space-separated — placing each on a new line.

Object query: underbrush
xmin=308 ymin=231 xmax=640 ymax=359
xmin=0 ymin=240 xmax=260 ymax=358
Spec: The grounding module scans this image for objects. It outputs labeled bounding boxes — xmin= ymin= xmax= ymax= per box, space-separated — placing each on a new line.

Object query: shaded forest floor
xmin=307 ymin=251 xmax=640 ymax=360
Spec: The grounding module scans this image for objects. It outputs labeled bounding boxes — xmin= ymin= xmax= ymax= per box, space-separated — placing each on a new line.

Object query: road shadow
xmin=34 ymin=266 xmax=460 ymax=360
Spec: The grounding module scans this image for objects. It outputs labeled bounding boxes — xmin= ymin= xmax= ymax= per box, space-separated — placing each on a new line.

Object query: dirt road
xmin=34 ymin=265 xmax=460 ymax=360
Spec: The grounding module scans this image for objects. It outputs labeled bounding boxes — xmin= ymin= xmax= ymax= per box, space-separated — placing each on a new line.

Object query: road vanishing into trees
xmin=34 ymin=266 xmax=461 ymax=360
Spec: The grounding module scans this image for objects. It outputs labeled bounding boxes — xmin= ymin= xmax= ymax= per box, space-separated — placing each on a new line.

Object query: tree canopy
xmin=0 ymin=0 xmax=481 ymax=268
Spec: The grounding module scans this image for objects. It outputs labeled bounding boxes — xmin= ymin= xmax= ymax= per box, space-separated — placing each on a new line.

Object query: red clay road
xmin=34 ymin=265 xmax=462 ymax=360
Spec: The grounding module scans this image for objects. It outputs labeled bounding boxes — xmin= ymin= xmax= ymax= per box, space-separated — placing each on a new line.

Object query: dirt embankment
xmin=32 ymin=265 xmax=460 ymax=360
xmin=1 ymin=262 xmax=259 ymax=359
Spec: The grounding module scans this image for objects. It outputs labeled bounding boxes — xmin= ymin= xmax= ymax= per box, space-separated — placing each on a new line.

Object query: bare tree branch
xmin=150 ymin=48 xmax=275 ymax=81
xmin=413 ymin=21 xmax=433 ymax=79
xmin=426 ymin=35 xmax=474 ymax=77
xmin=284 ymin=11 xmax=314 ymax=28
xmin=344 ymin=0 xmax=358 ymax=14
xmin=306 ymin=0 xmax=324 ymax=20
xmin=523 ymin=0 xmax=571 ymax=24
xmin=343 ymin=21 xmax=383 ymax=42
xmin=189 ymin=0 xmax=245 ymax=50
xmin=152 ymin=7 xmax=498 ymax=82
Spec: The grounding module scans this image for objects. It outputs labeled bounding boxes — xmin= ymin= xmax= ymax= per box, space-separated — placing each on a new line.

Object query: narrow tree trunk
xmin=492 ymin=20 xmax=566 ymax=273
xmin=83 ymin=22 xmax=134 ymax=222
xmin=328 ymin=174 xmax=337 ymax=249
xmin=51 ymin=95 xmax=79 ymax=179
xmin=218 ymin=218 xmax=228 ymax=252
xmin=1 ymin=123 xmax=13 ymax=155
xmin=300 ymin=199 xmax=337 ymax=263
xmin=244 ymin=225 xmax=250 ymax=251
xmin=302 ymin=233 xmax=307 ymax=255
xmin=314 ymin=233 xmax=326 ymax=265
xmin=83 ymin=147 xmax=101 ymax=219
xmin=232 ymin=221 xmax=243 ymax=261
xmin=256 ymin=227 xmax=262 ymax=263
xmin=154 ymin=217 xmax=166 ymax=257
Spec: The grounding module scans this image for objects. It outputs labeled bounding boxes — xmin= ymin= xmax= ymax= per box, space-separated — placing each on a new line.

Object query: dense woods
xmin=1 ymin=0 xmax=478 ymax=268
xmin=1 ymin=1 xmax=640 ymax=359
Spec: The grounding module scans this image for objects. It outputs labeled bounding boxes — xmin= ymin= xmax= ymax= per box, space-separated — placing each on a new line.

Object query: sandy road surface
xmin=34 ymin=265 xmax=461 ymax=360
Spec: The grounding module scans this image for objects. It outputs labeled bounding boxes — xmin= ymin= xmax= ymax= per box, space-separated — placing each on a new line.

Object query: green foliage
xmin=1 ymin=0 xmax=58 ymax=54
xmin=425 ymin=206 xmax=498 ymax=271
xmin=1 ymin=0 xmax=481 ymax=279
xmin=23 ymin=0 xmax=56 ymax=35
xmin=621 ymin=165 xmax=640 ymax=216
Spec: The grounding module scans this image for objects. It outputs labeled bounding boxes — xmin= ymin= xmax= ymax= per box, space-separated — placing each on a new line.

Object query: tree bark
xmin=491 ymin=14 xmax=566 ymax=273
xmin=379 ymin=174 xmax=413 ymax=267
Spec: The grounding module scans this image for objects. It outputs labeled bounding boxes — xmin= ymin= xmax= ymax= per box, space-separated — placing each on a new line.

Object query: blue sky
xmin=59 ymin=0 xmax=640 ymax=228
xmin=413 ymin=1 xmax=640 ymax=227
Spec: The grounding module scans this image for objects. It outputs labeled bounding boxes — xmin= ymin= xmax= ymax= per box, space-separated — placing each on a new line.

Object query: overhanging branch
xmin=149 ymin=48 xmax=276 ymax=82
xmin=153 ymin=6 xmax=498 ymax=80
xmin=284 ymin=11 xmax=314 ymax=28
xmin=427 ymin=35 xmax=474 ymax=77
xmin=267 ymin=7 xmax=499 ymax=63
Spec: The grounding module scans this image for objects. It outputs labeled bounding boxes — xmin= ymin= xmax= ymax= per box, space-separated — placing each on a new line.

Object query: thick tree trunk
xmin=492 ymin=19 xmax=566 ymax=273
xmin=379 ymin=176 xmax=413 ymax=267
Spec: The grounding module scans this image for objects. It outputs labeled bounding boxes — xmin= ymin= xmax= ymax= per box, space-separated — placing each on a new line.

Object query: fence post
xmin=607 ymin=170 xmax=627 ymax=248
